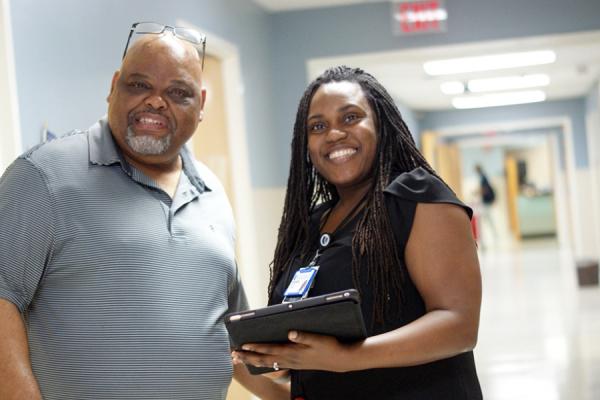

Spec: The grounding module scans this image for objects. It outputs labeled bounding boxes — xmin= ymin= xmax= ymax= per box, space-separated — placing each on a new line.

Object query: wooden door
xmin=436 ymin=142 xmax=463 ymax=198
xmin=505 ymin=156 xmax=521 ymax=240
xmin=190 ymin=55 xmax=234 ymax=205
xmin=421 ymin=131 xmax=463 ymax=198
xmin=188 ymin=55 xmax=250 ymax=400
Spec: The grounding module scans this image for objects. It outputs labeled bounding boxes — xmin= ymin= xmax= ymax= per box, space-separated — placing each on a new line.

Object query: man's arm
xmin=0 ymin=299 xmax=42 ymax=399
xmin=233 ymin=362 xmax=289 ymax=400
xmin=1 ymin=159 xmax=55 ymax=399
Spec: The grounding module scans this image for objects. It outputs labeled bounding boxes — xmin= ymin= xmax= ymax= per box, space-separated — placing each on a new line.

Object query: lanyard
xmin=282 ymin=196 xmax=368 ymax=303
xmin=318 ymin=194 xmax=368 ymax=250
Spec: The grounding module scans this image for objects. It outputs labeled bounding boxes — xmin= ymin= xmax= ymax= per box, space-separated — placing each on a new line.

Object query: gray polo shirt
xmin=0 ymin=118 xmax=248 ymax=400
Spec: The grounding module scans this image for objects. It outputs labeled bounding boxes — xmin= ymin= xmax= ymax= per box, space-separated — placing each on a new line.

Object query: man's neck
xmin=126 ymin=154 xmax=183 ymax=199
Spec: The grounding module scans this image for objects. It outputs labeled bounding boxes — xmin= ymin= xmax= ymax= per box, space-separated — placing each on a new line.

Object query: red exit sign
xmin=392 ymin=0 xmax=448 ymax=35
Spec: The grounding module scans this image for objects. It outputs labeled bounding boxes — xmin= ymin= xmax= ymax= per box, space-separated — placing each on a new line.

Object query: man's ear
xmin=198 ymin=87 xmax=207 ymax=122
xmin=107 ymin=70 xmax=120 ymax=102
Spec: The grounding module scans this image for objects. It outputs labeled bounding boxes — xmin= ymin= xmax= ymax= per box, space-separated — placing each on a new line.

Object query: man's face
xmin=107 ymin=35 xmax=205 ymax=167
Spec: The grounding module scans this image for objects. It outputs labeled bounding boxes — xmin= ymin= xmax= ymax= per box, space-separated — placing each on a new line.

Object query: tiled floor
xmin=475 ymin=239 xmax=600 ymax=400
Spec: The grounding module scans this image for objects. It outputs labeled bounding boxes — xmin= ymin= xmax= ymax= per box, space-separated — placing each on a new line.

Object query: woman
xmin=233 ymin=66 xmax=483 ymax=399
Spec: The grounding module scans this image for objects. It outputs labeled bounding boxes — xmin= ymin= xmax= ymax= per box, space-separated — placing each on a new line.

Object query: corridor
xmin=476 ymin=240 xmax=600 ymax=399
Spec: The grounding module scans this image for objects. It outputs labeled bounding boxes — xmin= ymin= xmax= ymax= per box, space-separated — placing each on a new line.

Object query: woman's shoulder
xmin=384 ymin=167 xmax=472 ymax=218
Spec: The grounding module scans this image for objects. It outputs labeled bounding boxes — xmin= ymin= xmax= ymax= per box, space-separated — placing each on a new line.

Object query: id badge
xmin=282 ymin=266 xmax=319 ymax=302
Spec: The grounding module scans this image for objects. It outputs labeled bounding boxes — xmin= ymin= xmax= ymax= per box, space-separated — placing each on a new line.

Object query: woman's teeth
xmin=328 ymin=148 xmax=356 ymax=160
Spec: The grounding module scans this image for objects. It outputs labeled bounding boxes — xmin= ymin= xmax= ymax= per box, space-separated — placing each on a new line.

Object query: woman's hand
xmin=232 ymin=330 xmax=359 ymax=373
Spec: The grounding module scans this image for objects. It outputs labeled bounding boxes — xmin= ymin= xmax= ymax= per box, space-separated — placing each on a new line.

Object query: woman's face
xmin=306 ymin=81 xmax=378 ymax=194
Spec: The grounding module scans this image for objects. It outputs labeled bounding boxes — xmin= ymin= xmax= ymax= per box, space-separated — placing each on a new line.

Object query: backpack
xmin=481 ymin=177 xmax=495 ymax=204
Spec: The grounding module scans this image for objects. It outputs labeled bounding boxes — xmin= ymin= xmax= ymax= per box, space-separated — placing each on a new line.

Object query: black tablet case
xmin=225 ymin=289 xmax=367 ymax=374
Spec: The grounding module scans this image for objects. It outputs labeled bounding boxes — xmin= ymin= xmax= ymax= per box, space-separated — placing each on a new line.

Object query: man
xmin=0 ymin=22 xmax=286 ymax=399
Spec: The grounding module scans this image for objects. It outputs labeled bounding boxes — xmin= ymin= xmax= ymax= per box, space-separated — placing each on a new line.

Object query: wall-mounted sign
xmin=392 ymin=0 xmax=447 ymax=35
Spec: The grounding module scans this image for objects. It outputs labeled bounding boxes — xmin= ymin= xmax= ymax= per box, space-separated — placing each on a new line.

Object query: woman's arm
xmin=234 ymin=202 xmax=481 ymax=372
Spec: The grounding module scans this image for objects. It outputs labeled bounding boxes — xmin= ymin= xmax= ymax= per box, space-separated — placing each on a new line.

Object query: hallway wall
xmin=421 ymin=98 xmax=588 ymax=168
xmin=268 ymin=0 xmax=600 ymax=186
xmin=0 ymin=0 xmax=21 ymax=172
xmin=5 ymin=0 xmax=600 ymax=301
xmin=585 ymin=82 xmax=600 ymax=258
xmin=8 ymin=1 xmax=600 ymax=188
xmin=266 ymin=1 xmax=600 ymax=260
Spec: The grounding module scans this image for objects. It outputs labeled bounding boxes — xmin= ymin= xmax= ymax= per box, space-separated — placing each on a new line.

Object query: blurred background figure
xmin=474 ymin=164 xmax=497 ymax=249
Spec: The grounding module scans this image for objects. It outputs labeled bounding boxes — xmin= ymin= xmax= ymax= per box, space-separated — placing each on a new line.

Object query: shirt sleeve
xmin=0 ymin=157 xmax=55 ymax=312
xmin=384 ymin=167 xmax=473 ymax=219
xmin=228 ymin=261 xmax=249 ymax=313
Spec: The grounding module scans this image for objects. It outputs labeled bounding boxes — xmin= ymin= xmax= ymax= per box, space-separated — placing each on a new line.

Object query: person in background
xmin=475 ymin=163 xmax=497 ymax=249
xmin=233 ymin=66 xmax=483 ymax=399
xmin=0 ymin=21 xmax=287 ymax=400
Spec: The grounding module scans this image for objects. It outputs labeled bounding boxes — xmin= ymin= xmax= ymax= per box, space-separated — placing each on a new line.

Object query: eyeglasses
xmin=122 ymin=22 xmax=206 ymax=69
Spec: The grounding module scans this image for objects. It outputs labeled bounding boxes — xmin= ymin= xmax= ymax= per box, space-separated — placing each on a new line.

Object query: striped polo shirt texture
xmin=0 ymin=118 xmax=248 ymax=399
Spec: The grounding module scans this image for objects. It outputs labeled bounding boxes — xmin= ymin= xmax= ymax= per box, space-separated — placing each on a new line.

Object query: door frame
xmin=432 ymin=117 xmax=579 ymax=253
xmin=177 ymin=19 xmax=261 ymax=305
xmin=585 ymin=87 xmax=600 ymax=258
xmin=0 ymin=0 xmax=22 ymax=173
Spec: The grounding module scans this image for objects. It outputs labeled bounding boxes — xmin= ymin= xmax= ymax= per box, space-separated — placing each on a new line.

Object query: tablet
xmin=225 ymin=289 xmax=367 ymax=374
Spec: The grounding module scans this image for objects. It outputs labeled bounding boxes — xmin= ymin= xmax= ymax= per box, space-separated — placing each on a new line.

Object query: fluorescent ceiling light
xmin=468 ymin=74 xmax=550 ymax=92
xmin=440 ymin=81 xmax=465 ymax=94
xmin=424 ymin=50 xmax=556 ymax=76
xmin=452 ymin=90 xmax=546 ymax=109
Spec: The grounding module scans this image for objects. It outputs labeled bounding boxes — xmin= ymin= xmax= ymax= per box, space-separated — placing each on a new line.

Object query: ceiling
xmin=253 ymin=0 xmax=385 ymax=13
xmin=252 ymin=1 xmax=600 ymax=112
xmin=307 ymin=30 xmax=600 ymax=111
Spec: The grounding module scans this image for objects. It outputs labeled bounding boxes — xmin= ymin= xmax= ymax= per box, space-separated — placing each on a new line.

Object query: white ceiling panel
xmin=307 ymin=30 xmax=600 ymax=111
xmin=253 ymin=0 xmax=385 ymax=13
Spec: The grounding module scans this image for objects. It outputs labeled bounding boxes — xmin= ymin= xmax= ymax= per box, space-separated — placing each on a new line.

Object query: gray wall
xmin=10 ymin=0 xmax=600 ymax=186
xmin=396 ymin=101 xmax=419 ymax=142
xmin=269 ymin=0 xmax=600 ymax=184
xmin=10 ymin=0 xmax=275 ymax=185
xmin=587 ymin=80 xmax=599 ymax=113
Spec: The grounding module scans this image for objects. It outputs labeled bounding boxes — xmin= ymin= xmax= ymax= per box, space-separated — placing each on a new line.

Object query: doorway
xmin=423 ymin=119 xmax=577 ymax=253
xmin=177 ymin=19 xmax=258 ymax=400
xmin=190 ymin=54 xmax=234 ymax=201
xmin=0 ymin=0 xmax=22 ymax=173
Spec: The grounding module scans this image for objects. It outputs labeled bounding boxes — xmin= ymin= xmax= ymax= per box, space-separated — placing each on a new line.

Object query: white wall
xmin=0 ymin=0 xmax=21 ymax=173
xmin=585 ymin=82 xmax=600 ymax=260
xmin=252 ymin=187 xmax=286 ymax=306
xmin=510 ymin=140 xmax=553 ymax=190
xmin=574 ymin=169 xmax=598 ymax=259
xmin=436 ymin=117 xmax=585 ymax=255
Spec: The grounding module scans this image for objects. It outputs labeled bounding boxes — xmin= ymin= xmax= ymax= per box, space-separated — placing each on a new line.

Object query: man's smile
xmin=131 ymin=112 xmax=170 ymax=135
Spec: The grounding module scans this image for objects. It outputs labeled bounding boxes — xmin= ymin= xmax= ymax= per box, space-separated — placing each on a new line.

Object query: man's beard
xmin=125 ymin=126 xmax=172 ymax=155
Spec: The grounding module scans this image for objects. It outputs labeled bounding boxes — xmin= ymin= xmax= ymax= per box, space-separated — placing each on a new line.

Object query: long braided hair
xmin=269 ymin=66 xmax=438 ymax=323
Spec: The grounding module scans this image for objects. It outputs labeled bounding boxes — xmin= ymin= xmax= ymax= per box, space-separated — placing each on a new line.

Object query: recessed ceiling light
xmin=452 ymin=90 xmax=546 ymax=109
xmin=467 ymin=74 xmax=550 ymax=92
xmin=424 ymin=50 xmax=556 ymax=76
xmin=440 ymin=81 xmax=465 ymax=94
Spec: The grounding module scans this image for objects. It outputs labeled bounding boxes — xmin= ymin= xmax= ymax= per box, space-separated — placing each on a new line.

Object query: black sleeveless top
xmin=270 ymin=168 xmax=482 ymax=400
